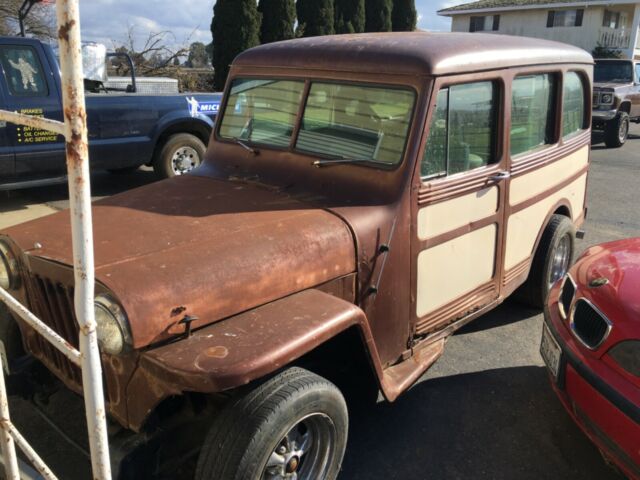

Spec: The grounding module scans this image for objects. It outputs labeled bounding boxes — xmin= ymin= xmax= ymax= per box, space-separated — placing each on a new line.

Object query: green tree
xmin=187 ymin=42 xmax=209 ymax=68
xmin=211 ymin=0 xmax=261 ymax=90
xmin=365 ymin=0 xmax=392 ymax=32
xmin=296 ymin=0 xmax=335 ymax=37
xmin=258 ymin=0 xmax=295 ymax=44
xmin=392 ymin=0 xmax=417 ymax=31
xmin=335 ymin=0 xmax=365 ymax=34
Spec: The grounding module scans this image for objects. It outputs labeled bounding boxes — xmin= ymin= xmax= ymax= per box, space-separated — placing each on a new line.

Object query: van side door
xmin=411 ymin=74 xmax=507 ymax=336
xmin=0 ymin=42 xmax=65 ymax=177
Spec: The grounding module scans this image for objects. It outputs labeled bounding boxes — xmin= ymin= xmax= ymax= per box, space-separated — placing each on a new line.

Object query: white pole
xmin=55 ymin=1 xmax=112 ymax=479
xmin=0 ymin=356 xmax=19 ymax=480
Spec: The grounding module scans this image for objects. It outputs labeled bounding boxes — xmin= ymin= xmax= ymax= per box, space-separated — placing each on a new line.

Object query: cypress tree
xmin=335 ymin=0 xmax=365 ymax=34
xmin=392 ymin=0 xmax=417 ymax=31
xmin=365 ymin=0 xmax=392 ymax=32
xmin=258 ymin=0 xmax=295 ymax=44
xmin=211 ymin=0 xmax=261 ymax=90
xmin=296 ymin=0 xmax=335 ymax=37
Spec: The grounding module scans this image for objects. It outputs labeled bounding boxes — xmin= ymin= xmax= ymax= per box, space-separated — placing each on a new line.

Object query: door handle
xmin=489 ymin=171 xmax=510 ymax=182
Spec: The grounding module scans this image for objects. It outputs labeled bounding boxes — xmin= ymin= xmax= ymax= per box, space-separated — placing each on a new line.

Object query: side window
xmin=0 ymin=46 xmax=48 ymax=97
xmin=421 ymin=81 xmax=498 ymax=179
xmin=562 ymin=72 xmax=586 ymax=138
xmin=635 ymin=63 xmax=640 ymax=83
xmin=511 ymin=74 xmax=556 ymax=156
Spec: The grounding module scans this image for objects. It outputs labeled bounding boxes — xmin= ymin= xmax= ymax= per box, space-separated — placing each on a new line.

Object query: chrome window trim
xmin=558 ymin=274 xmax=576 ymax=320
xmin=569 ymin=298 xmax=613 ymax=350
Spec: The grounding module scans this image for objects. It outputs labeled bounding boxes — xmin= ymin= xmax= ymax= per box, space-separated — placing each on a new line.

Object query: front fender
xmin=137 ymin=289 xmax=374 ymax=393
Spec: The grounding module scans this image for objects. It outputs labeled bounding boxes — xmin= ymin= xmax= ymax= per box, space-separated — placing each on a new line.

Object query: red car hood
xmin=575 ymin=238 xmax=640 ymax=329
xmin=2 ymin=175 xmax=356 ymax=348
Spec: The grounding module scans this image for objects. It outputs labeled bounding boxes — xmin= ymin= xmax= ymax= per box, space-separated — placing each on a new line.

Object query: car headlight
xmin=94 ymin=294 xmax=131 ymax=355
xmin=608 ymin=340 xmax=640 ymax=377
xmin=600 ymin=93 xmax=614 ymax=105
xmin=0 ymin=242 xmax=19 ymax=290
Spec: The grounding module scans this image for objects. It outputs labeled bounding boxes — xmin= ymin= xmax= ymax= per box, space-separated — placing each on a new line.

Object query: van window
xmin=297 ymin=82 xmax=415 ymax=166
xmin=511 ymin=74 xmax=556 ymax=156
xmin=0 ymin=46 xmax=48 ymax=97
xmin=563 ymin=72 xmax=586 ymax=138
xmin=219 ymin=79 xmax=305 ymax=148
xmin=422 ymin=81 xmax=498 ymax=178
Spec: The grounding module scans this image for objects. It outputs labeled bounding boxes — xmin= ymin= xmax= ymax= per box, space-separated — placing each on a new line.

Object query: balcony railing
xmin=599 ymin=27 xmax=631 ymax=49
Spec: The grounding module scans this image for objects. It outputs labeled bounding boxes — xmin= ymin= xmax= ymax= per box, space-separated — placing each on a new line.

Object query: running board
xmin=0 ymin=176 xmax=68 ymax=191
xmin=381 ymin=338 xmax=445 ymax=401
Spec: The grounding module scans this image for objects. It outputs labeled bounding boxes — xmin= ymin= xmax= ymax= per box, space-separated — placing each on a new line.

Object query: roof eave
xmin=438 ymin=0 xmax=639 ymax=16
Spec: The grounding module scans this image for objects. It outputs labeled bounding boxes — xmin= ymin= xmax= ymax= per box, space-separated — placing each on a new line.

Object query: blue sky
xmin=79 ymin=1 xmax=453 ymax=50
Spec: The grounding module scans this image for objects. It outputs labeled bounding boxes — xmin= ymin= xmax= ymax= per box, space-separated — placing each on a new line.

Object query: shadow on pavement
xmin=342 ymin=365 xmax=622 ymax=480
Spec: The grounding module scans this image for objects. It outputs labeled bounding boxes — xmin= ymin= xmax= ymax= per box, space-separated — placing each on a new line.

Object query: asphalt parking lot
xmin=1 ymin=126 xmax=638 ymax=479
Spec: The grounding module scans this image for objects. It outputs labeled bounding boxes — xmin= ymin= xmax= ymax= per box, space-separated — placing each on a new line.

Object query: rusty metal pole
xmin=55 ymin=1 xmax=112 ymax=478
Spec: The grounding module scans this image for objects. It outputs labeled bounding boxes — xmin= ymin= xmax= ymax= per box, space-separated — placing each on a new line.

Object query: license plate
xmin=540 ymin=324 xmax=562 ymax=380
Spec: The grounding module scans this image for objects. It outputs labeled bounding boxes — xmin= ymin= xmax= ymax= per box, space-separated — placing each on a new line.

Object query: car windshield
xmin=594 ymin=61 xmax=633 ymax=83
xmin=218 ymin=78 xmax=416 ymax=167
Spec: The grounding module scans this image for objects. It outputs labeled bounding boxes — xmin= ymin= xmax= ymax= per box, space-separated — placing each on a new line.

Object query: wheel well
xmin=553 ymin=205 xmax=571 ymax=219
xmin=619 ymin=102 xmax=631 ymax=114
xmin=150 ymin=122 xmax=212 ymax=164
xmin=292 ymin=326 xmax=380 ymax=402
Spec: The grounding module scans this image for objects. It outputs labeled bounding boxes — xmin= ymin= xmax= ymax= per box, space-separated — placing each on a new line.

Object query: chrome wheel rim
xmin=171 ymin=146 xmax=200 ymax=175
xmin=262 ymin=413 xmax=337 ymax=480
xmin=619 ymin=118 xmax=629 ymax=143
xmin=550 ymin=235 xmax=571 ymax=286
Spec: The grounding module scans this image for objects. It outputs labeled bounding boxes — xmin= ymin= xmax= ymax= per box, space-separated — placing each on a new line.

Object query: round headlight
xmin=94 ymin=295 xmax=131 ymax=355
xmin=600 ymin=93 xmax=614 ymax=105
xmin=0 ymin=242 xmax=19 ymax=291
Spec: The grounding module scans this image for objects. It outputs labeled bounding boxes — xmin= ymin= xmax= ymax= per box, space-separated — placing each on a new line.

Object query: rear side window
xmin=422 ymin=81 xmax=498 ymax=178
xmin=0 ymin=45 xmax=48 ymax=97
xmin=563 ymin=72 xmax=586 ymax=138
xmin=510 ymin=74 xmax=556 ymax=156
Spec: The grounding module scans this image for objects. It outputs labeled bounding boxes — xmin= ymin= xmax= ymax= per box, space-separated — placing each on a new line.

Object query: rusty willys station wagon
xmin=0 ymin=33 xmax=592 ymax=479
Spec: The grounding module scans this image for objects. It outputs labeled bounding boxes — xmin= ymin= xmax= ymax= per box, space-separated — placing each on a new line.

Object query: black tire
xmin=195 ymin=367 xmax=348 ymax=480
xmin=518 ymin=214 xmax=575 ymax=309
xmin=604 ymin=112 xmax=629 ymax=148
xmin=153 ymin=133 xmax=206 ymax=180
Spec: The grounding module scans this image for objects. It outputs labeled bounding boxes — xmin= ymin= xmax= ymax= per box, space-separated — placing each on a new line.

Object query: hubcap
xmin=619 ymin=118 xmax=629 ymax=142
xmin=262 ymin=413 xmax=337 ymax=480
xmin=171 ymin=146 xmax=200 ymax=175
xmin=549 ymin=235 xmax=571 ymax=286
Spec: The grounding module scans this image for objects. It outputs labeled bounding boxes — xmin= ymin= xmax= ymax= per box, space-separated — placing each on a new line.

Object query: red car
xmin=543 ymin=238 xmax=640 ymax=479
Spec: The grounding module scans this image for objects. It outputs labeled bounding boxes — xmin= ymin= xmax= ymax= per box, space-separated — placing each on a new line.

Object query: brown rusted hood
xmin=3 ymin=175 xmax=356 ymax=348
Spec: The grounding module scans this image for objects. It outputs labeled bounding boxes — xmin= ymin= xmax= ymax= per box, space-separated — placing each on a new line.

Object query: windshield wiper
xmin=313 ymin=156 xmax=375 ymax=167
xmin=231 ymin=138 xmax=259 ymax=155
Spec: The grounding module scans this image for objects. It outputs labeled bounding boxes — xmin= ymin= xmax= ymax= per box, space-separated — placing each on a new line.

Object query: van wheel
xmin=604 ymin=112 xmax=629 ymax=148
xmin=518 ymin=214 xmax=575 ymax=309
xmin=153 ymin=133 xmax=206 ymax=179
xmin=195 ymin=367 xmax=348 ymax=480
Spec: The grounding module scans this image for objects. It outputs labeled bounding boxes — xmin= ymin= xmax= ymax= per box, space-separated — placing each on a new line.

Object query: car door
xmin=411 ymin=75 xmax=507 ymax=336
xmin=0 ymin=42 xmax=65 ymax=177
xmin=0 ymin=76 xmax=14 ymax=179
xmin=633 ymin=63 xmax=640 ymax=118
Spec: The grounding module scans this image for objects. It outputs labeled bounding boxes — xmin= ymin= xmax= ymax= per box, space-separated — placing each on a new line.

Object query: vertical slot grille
xmin=571 ymin=299 xmax=611 ymax=350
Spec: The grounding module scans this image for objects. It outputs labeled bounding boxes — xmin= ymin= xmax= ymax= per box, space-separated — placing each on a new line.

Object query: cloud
xmin=77 ymin=0 xmax=452 ymax=50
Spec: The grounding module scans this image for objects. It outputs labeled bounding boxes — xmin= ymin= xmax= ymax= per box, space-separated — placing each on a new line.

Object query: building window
xmin=511 ymin=74 xmax=557 ymax=156
xmin=603 ymin=10 xmax=622 ymax=29
xmin=469 ymin=15 xmax=500 ymax=32
xmin=547 ymin=9 xmax=584 ymax=27
xmin=422 ymin=81 xmax=498 ymax=179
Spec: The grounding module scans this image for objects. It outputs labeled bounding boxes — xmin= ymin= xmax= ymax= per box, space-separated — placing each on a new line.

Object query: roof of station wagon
xmin=233 ymin=32 xmax=593 ymax=77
